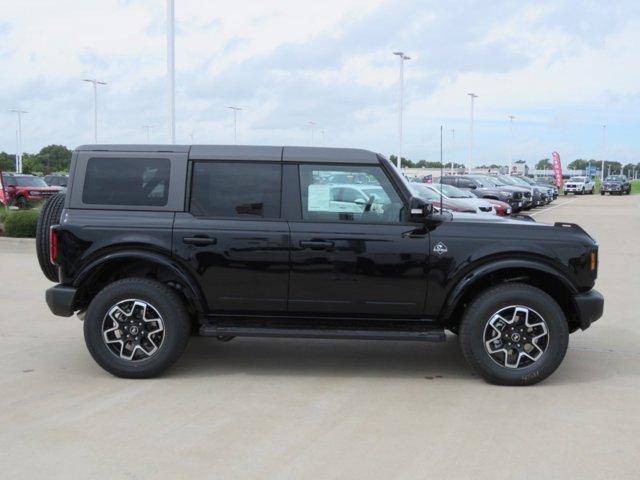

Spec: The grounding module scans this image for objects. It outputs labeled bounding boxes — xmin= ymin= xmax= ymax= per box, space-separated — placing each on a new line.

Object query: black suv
xmin=601 ymin=175 xmax=631 ymax=195
xmin=38 ymin=145 xmax=604 ymax=385
xmin=440 ymin=174 xmax=530 ymax=211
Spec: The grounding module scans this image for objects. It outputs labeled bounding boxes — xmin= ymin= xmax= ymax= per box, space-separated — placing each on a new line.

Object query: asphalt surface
xmin=0 ymin=194 xmax=638 ymax=479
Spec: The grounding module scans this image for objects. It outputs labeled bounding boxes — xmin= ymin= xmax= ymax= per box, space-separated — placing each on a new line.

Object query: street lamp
xmin=228 ymin=107 xmax=242 ymax=144
xmin=308 ymin=121 xmax=316 ymax=146
xmin=508 ymin=115 xmax=515 ymax=175
xmin=82 ymin=79 xmax=106 ymax=143
xmin=601 ymin=124 xmax=606 ymax=182
xmin=393 ymin=51 xmax=411 ymax=169
xmin=166 ymin=0 xmax=175 ymax=144
xmin=467 ymin=93 xmax=478 ymax=167
xmin=9 ymin=109 xmax=27 ymax=173
xmin=143 ymin=125 xmax=153 ymax=143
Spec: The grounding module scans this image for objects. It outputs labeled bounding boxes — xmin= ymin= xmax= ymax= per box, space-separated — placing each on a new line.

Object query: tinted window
xmin=83 ymin=157 xmax=170 ymax=206
xmin=457 ymin=178 xmax=472 ymax=188
xmin=190 ymin=162 xmax=281 ymax=218
xmin=299 ymin=164 xmax=404 ymax=223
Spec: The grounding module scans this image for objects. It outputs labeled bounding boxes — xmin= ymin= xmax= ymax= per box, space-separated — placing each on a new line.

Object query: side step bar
xmin=199 ymin=324 xmax=446 ymax=342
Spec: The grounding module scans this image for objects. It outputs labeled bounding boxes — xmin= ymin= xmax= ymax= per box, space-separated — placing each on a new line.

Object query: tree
xmin=536 ymin=158 xmax=552 ymax=170
xmin=36 ymin=144 xmax=72 ymax=173
xmin=0 ymin=152 xmax=17 ymax=172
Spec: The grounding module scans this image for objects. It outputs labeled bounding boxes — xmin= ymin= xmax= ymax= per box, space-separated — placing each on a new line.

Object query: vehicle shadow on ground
xmin=164 ymin=335 xmax=627 ymax=384
xmin=169 ymin=335 xmax=473 ymax=381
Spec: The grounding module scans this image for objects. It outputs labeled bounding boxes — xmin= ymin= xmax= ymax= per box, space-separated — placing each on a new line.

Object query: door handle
xmin=299 ymin=240 xmax=335 ymax=250
xmin=183 ymin=236 xmax=217 ymax=246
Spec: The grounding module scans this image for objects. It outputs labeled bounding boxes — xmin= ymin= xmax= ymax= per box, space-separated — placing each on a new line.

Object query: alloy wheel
xmin=102 ymin=299 xmax=165 ymax=361
xmin=483 ymin=305 xmax=549 ymax=369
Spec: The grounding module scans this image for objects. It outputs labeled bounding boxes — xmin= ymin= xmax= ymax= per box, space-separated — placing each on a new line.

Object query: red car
xmin=482 ymin=198 xmax=512 ymax=216
xmin=0 ymin=172 xmax=63 ymax=208
xmin=410 ymin=183 xmax=476 ymax=213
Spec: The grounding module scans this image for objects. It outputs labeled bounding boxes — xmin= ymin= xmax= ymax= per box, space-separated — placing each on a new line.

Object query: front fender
xmin=440 ymin=257 xmax=577 ymax=320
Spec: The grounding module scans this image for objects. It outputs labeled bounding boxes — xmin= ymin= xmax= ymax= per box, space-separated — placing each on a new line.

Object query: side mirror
xmin=409 ymin=196 xmax=433 ymax=222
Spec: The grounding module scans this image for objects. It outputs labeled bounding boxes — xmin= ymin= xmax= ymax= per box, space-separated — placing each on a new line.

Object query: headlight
xmin=500 ymin=191 xmax=512 ymax=197
xmin=29 ymin=191 xmax=41 ymax=196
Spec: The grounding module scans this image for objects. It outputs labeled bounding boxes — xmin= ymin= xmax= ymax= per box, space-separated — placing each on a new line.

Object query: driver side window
xmin=299 ymin=164 xmax=404 ymax=223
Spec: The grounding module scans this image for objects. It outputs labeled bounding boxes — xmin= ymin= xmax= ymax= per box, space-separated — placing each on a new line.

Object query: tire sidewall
xmin=460 ymin=284 xmax=569 ymax=386
xmin=84 ymin=279 xmax=189 ymax=378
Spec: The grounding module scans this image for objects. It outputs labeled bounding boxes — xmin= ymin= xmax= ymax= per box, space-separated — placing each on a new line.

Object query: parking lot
xmin=0 ymin=194 xmax=638 ymax=480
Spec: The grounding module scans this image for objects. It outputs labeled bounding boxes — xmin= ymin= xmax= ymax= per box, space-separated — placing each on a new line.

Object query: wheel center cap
xmin=129 ymin=325 xmax=139 ymax=335
xmin=511 ymin=332 xmax=521 ymax=342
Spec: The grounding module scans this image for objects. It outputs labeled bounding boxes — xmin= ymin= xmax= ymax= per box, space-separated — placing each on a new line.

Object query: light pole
xmin=9 ymin=109 xmax=27 ymax=173
xmin=508 ymin=115 xmax=515 ymax=175
xmin=228 ymin=107 xmax=242 ymax=144
xmin=321 ymin=129 xmax=326 ymax=146
xmin=601 ymin=124 xmax=606 ymax=182
xmin=166 ymin=0 xmax=175 ymax=144
xmin=189 ymin=131 xmax=195 ymax=143
xmin=309 ymin=122 xmax=316 ymax=146
xmin=393 ymin=51 xmax=411 ymax=169
xmin=143 ymin=125 xmax=153 ymax=143
xmin=82 ymin=79 xmax=106 ymax=143
xmin=468 ymin=93 xmax=478 ymax=167
xmin=451 ymin=128 xmax=455 ymax=175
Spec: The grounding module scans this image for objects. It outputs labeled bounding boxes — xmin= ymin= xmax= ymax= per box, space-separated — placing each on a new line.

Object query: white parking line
xmin=529 ymin=197 xmax=579 ymax=216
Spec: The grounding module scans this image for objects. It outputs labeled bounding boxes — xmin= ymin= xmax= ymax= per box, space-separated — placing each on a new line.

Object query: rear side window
xmin=82 ymin=157 xmax=170 ymax=206
xmin=190 ymin=162 xmax=281 ymax=218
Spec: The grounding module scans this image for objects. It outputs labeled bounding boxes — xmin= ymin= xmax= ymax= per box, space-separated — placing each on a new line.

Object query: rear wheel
xmin=84 ymin=278 xmax=190 ymax=378
xmin=459 ymin=283 xmax=569 ymax=386
xmin=35 ymin=193 xmax=66 ymax=282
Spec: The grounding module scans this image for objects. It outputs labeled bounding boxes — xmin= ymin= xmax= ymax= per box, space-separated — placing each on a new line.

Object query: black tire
xmin=600 ymin=191 xmax=604 ymax=195
xmin=35 ymin=192 xmax=66 ymax=282
xmin=16 ymin=196 xmax=29 ymax=209
xmin=459 ymin=283 xmax=569 ymax=386
xmin=84 ymin=278 xmax=190 ymax=378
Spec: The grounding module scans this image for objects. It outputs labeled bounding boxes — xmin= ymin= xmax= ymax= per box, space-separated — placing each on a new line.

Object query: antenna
xmin=440 ymin=125 xmax=444 ymax=213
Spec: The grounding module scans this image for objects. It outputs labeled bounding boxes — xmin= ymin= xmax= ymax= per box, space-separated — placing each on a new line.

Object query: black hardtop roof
xmin=76 ymin=144 xmax=381 ymax=164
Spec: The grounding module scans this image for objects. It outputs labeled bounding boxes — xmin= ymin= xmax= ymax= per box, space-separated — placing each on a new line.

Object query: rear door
xmin=173 ymin=160 xmax=290 ymax=313
xmin=287 ymin=162 xmax=430 ymax=317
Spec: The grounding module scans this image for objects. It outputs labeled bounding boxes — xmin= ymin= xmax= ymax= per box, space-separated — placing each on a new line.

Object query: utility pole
xmin=308 ymin=122 xmax=316 ymax=146
xmin=601 ymin=124 xmax=606 ymax=182
xmin=451 ymin=128 xmax=455 ymax=175
xmin=143 ymin=125 xmax=153 ymax=143
xmin=82 ymin=79 xmax=106 ymax=143
xmin=166 ymin=0 xmax=175 ymax=144
xmin=468 ymin=93 xmax=478 ymax=167
xmin=508 ymin=115 xmax=515 ymax=175
xmin=393 ymin=51 xmax=411 ymax=169
xmin=321 ymin=129 xmax=326 ymax=146
xmin=9 ymin=109 xmax=27 ymax=173
xmin=228 ymin=107 xmax=242 ymax=144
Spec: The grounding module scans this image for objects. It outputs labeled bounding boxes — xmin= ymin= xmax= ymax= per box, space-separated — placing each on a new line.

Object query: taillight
xmin=49 ymin=227 xmax=59 ymax=264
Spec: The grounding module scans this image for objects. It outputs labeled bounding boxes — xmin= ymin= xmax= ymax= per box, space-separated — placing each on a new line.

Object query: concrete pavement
xmin=0 ymin=194 xmax=638 ymax=479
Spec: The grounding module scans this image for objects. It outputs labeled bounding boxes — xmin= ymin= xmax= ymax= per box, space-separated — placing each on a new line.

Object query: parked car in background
xmin=601 ymin=175 xmax=631 ymax=195
xmin=440 ymin=175 xmax=526 ymax=211
xmin=494 ymin=175 xmax=547 ymax=207
xmin=426 ymin=183 xmax=497 ymax=215
xmin=478 ymin=198 xmax=512 ymax=216
xmin=520 ymin=176 xmax=557 ymax=201
xmin=0 ymin=172 xmax=63 ymax=208
xmin=564 ymin=176 xmax=595 ymax=195
xmin=44 ymin=173 xmax=69 ymax=188
xmin=410 ymin=183 xmax=476 ymax=213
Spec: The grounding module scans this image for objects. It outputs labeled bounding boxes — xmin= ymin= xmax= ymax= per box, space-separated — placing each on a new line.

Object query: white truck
xmin=563 ymin=176 xmax=595 ymax=195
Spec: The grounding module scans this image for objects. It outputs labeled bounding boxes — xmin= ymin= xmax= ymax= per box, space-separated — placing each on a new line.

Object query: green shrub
xmin=3 ymin=209 xmax=40 ymax=238
xmin=0 ymin=207 xmax=9 ymax=223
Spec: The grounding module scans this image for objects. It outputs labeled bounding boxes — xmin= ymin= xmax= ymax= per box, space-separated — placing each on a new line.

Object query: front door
xmin=173 ymin=161 xmax=290 ymax=313
xmin=288 ymin=163 xmax=430 ymax=317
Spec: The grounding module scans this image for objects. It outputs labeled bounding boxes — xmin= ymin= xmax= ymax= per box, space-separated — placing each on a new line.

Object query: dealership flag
xmin=552 ymin=151 xmax=563 ymax=188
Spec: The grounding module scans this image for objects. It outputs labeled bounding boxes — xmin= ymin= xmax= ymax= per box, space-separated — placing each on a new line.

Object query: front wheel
xmin=84 ymin=278 xmax=191 ymax=378
xmin=459 ymin=283 xmax=569 ymax=386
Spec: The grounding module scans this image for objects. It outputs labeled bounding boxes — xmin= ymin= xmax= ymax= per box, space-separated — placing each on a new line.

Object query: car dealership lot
xmin=0 ymin=195 xmax=638 ymax=479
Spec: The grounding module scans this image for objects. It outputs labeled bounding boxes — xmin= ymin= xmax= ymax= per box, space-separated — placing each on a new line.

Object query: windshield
xmin=410 ymin=183 xmax=439 ymax=201
xmin=432 ymin=183 xmax=474 ymax=198
xmin=3 ymin=175 xmax=49 ymax=187
xmin=509 ymin=176 xmax=532 ymax=187
xmin=568 ymin=177 xmax=586 ymax=183
xmin=606 ymin=176 xmax=623 ymax=182
xmin=473 ymin=176 xmax=503 ymax=187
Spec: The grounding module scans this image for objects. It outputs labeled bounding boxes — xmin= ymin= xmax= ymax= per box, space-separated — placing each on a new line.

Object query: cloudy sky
xmin=1 ymin=0 xmax=639 ymax=166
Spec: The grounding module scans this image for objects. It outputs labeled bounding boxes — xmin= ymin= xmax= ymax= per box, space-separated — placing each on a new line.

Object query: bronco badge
xmin=433 ymin=242 xmax=448 ymax=256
